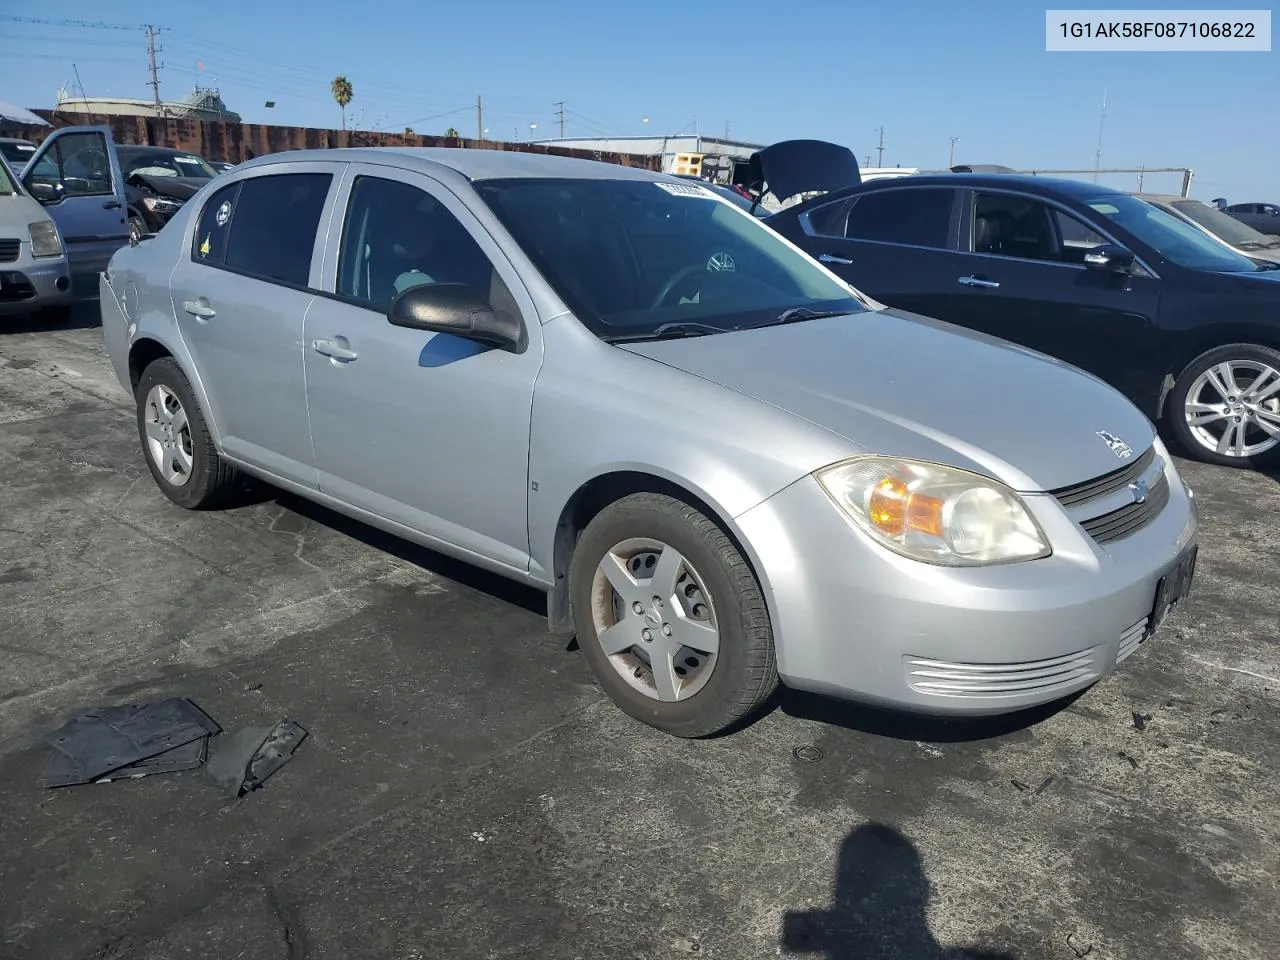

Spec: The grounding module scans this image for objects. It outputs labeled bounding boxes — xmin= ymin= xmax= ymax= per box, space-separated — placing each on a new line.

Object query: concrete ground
xmin=1 ymin=301 xmax=1277 ymax=960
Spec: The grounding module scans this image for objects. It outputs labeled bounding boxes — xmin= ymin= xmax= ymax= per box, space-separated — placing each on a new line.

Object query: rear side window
xmin=192 ymin=173 xmax=332 ymax=287
xmin=843 ymin=188 xmax=956 ymax=249
xmin=193 ymin=182 xmax=241 ymax=266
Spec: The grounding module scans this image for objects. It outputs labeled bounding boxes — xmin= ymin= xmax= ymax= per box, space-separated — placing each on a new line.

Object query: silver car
xmin=99 ymin=147 xmax=1200 ymax=738
xmin=0 ymin=154 xmax=74 ymax=322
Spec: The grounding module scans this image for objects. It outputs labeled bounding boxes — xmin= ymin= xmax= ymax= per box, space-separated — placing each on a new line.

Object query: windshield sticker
xmin=654 ymin=181 xmax=715 ymax=199
xmin=174 ymin=156 xmax=202 ymax=165
xmin=215 ymin=201 xmax=232 ymax=227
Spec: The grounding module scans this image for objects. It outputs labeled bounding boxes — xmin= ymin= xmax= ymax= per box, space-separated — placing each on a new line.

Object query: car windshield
xmin=1087 ymin=193 xmax=1265 ymax=273
xmin=1168 ymin=199 xmax=1279 ymax=249
xmin=119 ymin=149 xmax=217 ymax=179
xmin=474 ymin=177 xmax=865 ymax=340
xmin=0 ymin=142 xmax=34 ymax=169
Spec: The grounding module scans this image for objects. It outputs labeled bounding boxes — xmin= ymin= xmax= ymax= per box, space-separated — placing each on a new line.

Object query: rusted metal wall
xmin=8 ymin=110 xmax=662 ymax=170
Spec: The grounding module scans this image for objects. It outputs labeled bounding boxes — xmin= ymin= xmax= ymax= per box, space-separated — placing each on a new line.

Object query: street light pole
xmin=949 ymin=137 xmax=959 ymax=168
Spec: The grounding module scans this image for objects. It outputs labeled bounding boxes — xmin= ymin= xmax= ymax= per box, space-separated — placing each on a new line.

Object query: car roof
xmin=232 ymin=146 xmax=666 ymax=183
xmin=861 ymin=172 xmax=1128 ymax=198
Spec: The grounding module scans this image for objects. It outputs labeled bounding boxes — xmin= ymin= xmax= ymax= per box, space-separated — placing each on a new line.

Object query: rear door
xmin=167 ymin=162 xmax=342 ymax=487
xmin=20 ymin=126 xmax=127 ymax=282
xmin=793 ymin=184 xmax=964 ymax=320
xmin=942 ymin=187 xmax=1162 ymax=405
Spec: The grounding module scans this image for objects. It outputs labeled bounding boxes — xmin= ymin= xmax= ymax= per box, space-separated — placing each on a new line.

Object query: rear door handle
xmin=819 ymin=253 xmax=853 ymax=265
xmin=182 ymin=298 xmax=216 ymax=320
xmin=312 ymin=338 xmax=358 ymax=362
xmin=103 ymin=200 xmax=122 ymax=209
xmin=958 ymin=275 xmax=1000 ymax=289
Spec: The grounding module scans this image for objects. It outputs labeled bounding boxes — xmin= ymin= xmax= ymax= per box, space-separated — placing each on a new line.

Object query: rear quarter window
xmin=193 ymin=182 xmax=242 ymax=266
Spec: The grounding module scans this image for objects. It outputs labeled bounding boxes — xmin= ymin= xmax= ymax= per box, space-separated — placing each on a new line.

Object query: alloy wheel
xmin=589 ymin=537 xmax=721 ymax=703
xmin=1183 ymin=360 xmax=1280 ymax=458
xmin=143 ymin=384 xmax=195 ymax=486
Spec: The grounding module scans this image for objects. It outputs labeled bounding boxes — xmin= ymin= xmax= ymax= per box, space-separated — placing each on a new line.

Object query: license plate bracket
xmin=1148 ymin=544 xmax=1198 ymax=637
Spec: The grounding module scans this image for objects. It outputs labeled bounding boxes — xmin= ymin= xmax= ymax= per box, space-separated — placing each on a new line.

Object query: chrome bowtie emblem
xmin=1096 ymin=430 xmax=1133 ymax=459
xmin=1128 ymin=478 xmax=1149 ymax=504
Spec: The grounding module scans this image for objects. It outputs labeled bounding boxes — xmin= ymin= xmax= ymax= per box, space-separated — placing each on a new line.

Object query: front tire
xmin=135 ymin=357 xmax=242 ymax=509
xmin=1166 ymin=343 xmax=1280 ymax=468
xmin=568 ymin=492 xmax=778 ymax=738
xmin=128 ymin=215 xmax=148 ymax=243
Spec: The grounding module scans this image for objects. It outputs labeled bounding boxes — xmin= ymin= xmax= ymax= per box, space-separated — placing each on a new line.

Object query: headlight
xmin=142 ymin=196 xmax=183 ymax=213
xmin=28 ymin=220 xmax=62 ymax=258
xmin=814 ymin=456 xmax=1051 ymax=566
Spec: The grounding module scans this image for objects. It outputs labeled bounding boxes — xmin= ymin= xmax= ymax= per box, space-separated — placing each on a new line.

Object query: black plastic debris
xmin=205 ymin=720 xmax=308 ymax=798
xmin=41 ymin=698 xmax=221 ymax=788
xmin=1131 ymin=710 xmax=1151 ymax=731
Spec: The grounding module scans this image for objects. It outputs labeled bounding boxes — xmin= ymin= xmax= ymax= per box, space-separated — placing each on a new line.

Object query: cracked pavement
xmin=0 ymin=304 xmax=1277 ymax=960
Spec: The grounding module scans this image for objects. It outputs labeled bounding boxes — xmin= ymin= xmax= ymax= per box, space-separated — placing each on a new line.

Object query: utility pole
xmin=476 ymin=95 xmax=483 ymax=140
xmin=555 ymin=100 xmax=565 ymax=138
xmin=875 ymin=126 xmax=885 ymax=166
xmin=949 ymin=136 xmax=959 ymax=167
xmin=145 ymin=25 xmax=162 ymax=112
xmin=724 ymin=120 xmax=730 ymax=140
xmin=1093 ymin=87 xmax=1107 ymax=183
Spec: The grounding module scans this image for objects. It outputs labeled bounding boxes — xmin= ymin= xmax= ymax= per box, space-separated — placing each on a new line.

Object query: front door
xmin=796 ymin=185 xmax=965 ymax=321
xmin=167 ymin=162 xmax=341 ymax=487
xmin=21 ymin=127 xmax=128 ymax=284
xmin=302 ymin=165 xmax=543 ymax=573
xmin=944 ymin=188 xmax=1162 ymax=407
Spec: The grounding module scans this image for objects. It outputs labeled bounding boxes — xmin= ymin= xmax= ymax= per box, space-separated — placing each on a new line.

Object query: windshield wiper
xmin=601 ymin=321 xmax=729 ymax=343
xmin=743 ymin=306 xmax=853 ymax=330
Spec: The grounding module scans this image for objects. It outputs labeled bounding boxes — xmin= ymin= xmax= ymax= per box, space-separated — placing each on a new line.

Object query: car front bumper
xmin=734 ymin=449 xmax=1199 ymax=716
xmin=0 ymin=246 xmax=73 ymax=316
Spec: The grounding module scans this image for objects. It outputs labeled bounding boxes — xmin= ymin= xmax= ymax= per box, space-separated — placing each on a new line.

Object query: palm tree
xmin=330 ymin=76 xmax=353 ymax=130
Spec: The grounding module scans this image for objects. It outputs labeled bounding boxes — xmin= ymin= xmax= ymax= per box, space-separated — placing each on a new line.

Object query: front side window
xmin=336 ymin=175 xmax=510 ymax=315
xmin=969 ymin=191 xmax=1109 ymax=265
xmin=215 ymin=173 xmax=332 ymax=287
xmin=475 ymin=177 xmax=864 ymax=340
xmin=1087 ymin=193 xmax=1264 ymax=273
xmin=28 ymin=132 xmax=114 ymax=197
xmin=843 ymin=188 xmax=955 ymax=249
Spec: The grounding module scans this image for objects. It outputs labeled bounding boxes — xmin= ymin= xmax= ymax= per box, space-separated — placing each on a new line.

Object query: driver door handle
xmin=312 ymin=338 xmax=358 ymax=362
xmin=958 ymin=275 xmax=1000 ymax=289
xmin=819 ymin=253 xmax=853 ymax=265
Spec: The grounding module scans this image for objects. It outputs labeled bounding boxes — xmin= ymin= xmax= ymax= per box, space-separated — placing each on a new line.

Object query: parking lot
xmin=1 ymin=302 xmax=1278 ymax=960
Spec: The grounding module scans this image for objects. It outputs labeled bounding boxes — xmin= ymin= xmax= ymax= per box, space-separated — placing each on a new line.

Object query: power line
xmin=0 ymin=15 xmax=138 ymax=30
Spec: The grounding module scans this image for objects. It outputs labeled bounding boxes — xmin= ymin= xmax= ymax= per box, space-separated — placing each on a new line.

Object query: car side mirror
xmin=1082 ymin=243 xmax=1135 ymax=272
xmin=387 ymin=282 xmax=524 ymax=352
xmin=26 ymin=180 xmax=64 ymax=204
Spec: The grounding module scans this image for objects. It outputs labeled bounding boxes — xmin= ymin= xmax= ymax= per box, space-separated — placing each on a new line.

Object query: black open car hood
xmin=745 ymin=139 xmax=861 ymax=203
xmin=126 ymin=172 xmax=207 ymax=200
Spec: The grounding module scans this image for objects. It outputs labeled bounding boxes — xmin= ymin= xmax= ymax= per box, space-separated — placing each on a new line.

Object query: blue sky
xmin=2 ymin=1 xmax=1276 ymax=199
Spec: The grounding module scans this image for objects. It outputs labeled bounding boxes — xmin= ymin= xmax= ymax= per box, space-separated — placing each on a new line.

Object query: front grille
xmin=1050 ymin=445 xmax=1157 ymax=508
xmin=1079 ymin=473 xmax=1170 ymax=544
xmin=904 ymin=647 xmax=1101 ymax=698
xmin=0 ymin=239 xmax=19 ymax=263
xmin=1116 ymin=617 xmax=1149 ymax=664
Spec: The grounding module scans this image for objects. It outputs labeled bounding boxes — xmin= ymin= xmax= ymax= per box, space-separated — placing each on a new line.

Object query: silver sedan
xmin=99 ymin=147 xmax=1199 ymax=737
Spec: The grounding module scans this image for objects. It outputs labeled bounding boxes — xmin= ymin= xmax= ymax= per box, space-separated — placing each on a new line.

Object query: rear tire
xmin=135 ymin=357 xmax=242 ymax=509
xmin=1166 ymin=343 xmax=1280 ymax=469
xmin=568 ymin=492 xmax=778 ymax=738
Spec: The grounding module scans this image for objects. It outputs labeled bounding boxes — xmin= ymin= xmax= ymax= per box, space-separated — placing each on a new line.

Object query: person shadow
xmin=781 ymin=823 xmax=1016 ymax=959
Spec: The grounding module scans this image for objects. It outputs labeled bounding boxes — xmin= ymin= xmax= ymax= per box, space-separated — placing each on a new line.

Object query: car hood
xmin=618 ymin=308 xmax=1156 ymax=492
xmin=126 ymin=173 xmax=208 ymax=200
xmin=0 ymin=190 xmax=54 ymax=230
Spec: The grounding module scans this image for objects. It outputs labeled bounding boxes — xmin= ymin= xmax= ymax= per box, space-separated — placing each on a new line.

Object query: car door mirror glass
xmin=1082 ymin=243 xmax=1135 ymax=272
xmin=27 ymin=180 xmax=64 ymax=204
xmin=388 ymin=282 xmax=523 ymax=352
